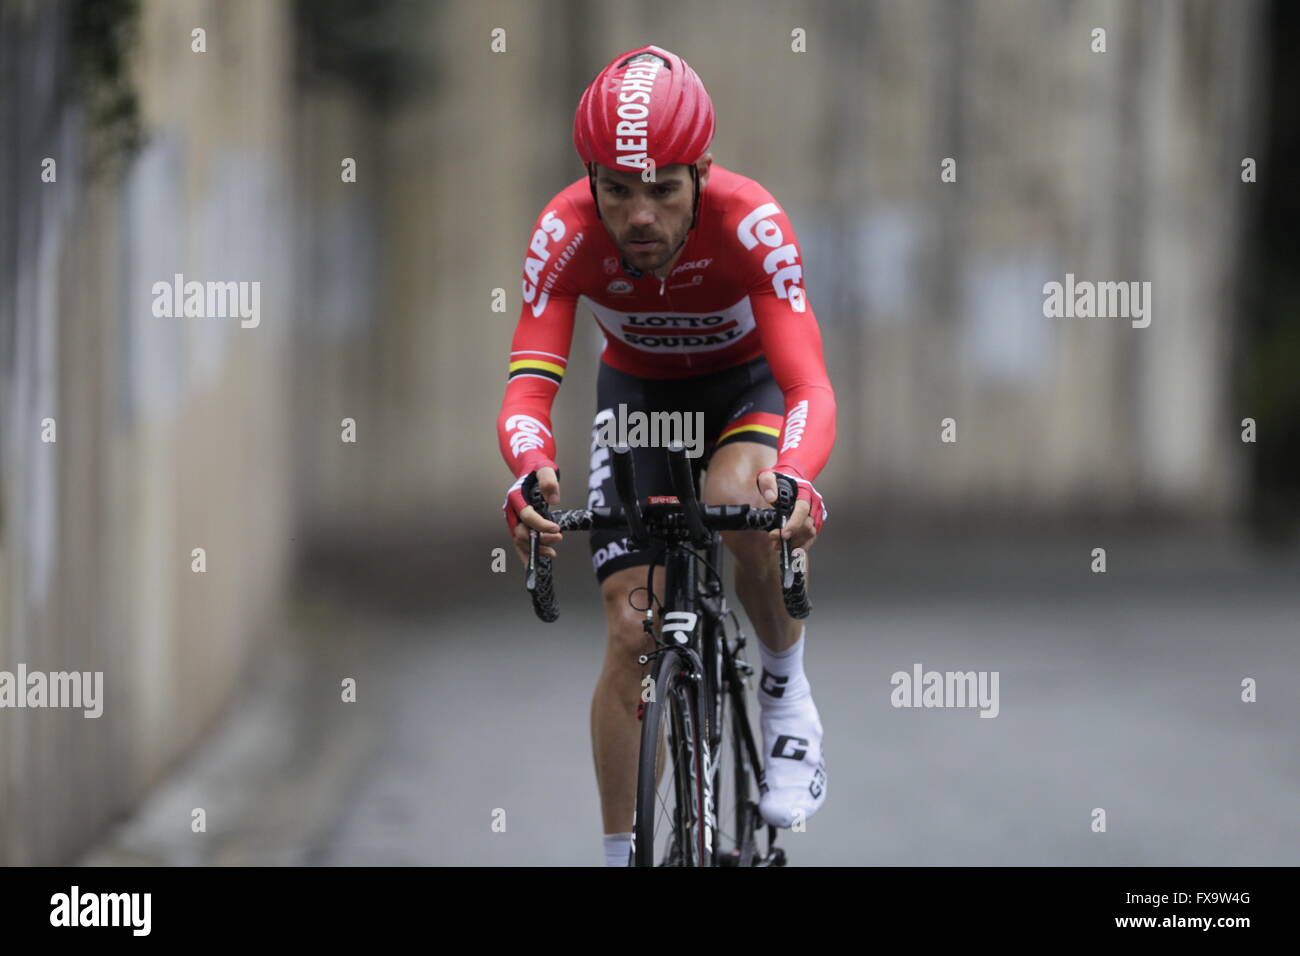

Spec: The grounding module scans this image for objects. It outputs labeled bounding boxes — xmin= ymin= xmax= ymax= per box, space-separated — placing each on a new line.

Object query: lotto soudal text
xmin=593 ymin=403 xmax=706 ymax=458
xmin=586 ymin=298 xmax=761 ymax=354
xmin=50 ymin=886 xmax=151 ymax=936
xmin=0 ymin=664 xmax=103 ymax=718
xmin=622 ymin=315 xmax=743 ymax=348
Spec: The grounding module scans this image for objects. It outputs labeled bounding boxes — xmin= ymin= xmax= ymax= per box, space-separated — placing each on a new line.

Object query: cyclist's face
xmin=594 ymin=161 xmax=707 ymax=273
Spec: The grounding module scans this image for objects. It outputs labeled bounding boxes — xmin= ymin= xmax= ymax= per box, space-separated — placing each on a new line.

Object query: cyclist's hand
xmin=504 ymin=467 xmax=562 ymax=567
xmin=756 ymin=470 xmax=827 ymax=553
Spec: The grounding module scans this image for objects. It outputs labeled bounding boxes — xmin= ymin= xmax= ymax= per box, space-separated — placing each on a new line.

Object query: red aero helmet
xmin=573 ymin=45 xmax=715 ymax=171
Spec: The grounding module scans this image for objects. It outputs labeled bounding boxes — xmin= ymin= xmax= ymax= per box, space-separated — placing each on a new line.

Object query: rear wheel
xmin=715 ymin=650 xmax=759 ymax=866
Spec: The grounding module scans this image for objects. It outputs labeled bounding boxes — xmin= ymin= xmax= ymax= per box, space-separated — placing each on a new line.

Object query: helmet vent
xmin=621 ymin=51 xmax=670 ymax=70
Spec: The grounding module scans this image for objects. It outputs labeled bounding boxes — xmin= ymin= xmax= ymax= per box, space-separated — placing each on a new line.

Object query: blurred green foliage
xmin=70 ymin=0 xmax=143 ymax=176
xmin=293 ymin=0 xmax=434 ymax=107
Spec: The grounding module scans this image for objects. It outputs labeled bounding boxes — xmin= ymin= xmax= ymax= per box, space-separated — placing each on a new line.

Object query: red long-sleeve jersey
xmin=498 ymin=164 xmax=836 ymax=486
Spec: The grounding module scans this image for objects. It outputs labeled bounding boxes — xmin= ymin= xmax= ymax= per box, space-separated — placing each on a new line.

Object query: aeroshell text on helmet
xmin=614 ymin=58 xmax=664 ymax=170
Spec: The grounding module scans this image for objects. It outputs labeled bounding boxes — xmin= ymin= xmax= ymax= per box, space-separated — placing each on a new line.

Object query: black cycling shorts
xmin=586 ymin=355 xmax=785 ymax=582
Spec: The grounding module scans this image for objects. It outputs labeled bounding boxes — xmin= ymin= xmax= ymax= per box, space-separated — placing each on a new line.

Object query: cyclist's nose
xmin=628 ymin=199 xmax=656 ymax=228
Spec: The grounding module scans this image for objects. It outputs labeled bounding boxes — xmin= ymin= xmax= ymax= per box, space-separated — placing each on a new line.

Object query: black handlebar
xmin=611 ymin=445 xmax=647 ymax=546
xmin=543 ymin=503 xmax=783 ymax=532
xmin=666 ymin=441 xmax=708 ymax=544
xmin=523 ymin=446 xmax=811 ymax=621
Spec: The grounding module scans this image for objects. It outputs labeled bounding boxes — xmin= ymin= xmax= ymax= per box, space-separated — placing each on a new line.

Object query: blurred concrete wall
xmin=0 ymin=0 xmax=294 ymax=864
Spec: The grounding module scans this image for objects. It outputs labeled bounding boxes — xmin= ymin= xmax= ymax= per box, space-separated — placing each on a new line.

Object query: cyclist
xmin=497 ymin=45 xmax=836 ymax=866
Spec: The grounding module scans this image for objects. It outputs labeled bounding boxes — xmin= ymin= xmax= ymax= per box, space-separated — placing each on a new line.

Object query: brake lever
xmin=775 ymin=475 xmax=796 ymax=589
xmin=523 ymin=472 xmax=548 ymax=592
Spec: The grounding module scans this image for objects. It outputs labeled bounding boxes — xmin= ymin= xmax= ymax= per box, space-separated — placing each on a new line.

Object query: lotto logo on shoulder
xmin=736 ymin=202 xmax=806 ymax=312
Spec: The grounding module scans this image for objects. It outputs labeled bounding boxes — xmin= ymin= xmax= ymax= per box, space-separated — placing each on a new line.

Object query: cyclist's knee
xmin=604 ymin=595 xmax=644 ymax=651
xmin=702 ymin=453 xmax=766 ymax=511
xmin=725 ymin=524 xmax=773 ymax=565
xmin=601 ymin=568 xmax=655 ymax=660
xmin=703 ymin=449 xmax=777 ymax=563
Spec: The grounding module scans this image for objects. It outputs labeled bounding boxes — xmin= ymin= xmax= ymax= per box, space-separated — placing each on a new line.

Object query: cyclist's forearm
xmin=770 ymin=382 xmax=836 ymax=482
xmin=750 ymin=292 xmax=836 ymax=482
xmin=498 ymin=379 xmax=561 ymax=477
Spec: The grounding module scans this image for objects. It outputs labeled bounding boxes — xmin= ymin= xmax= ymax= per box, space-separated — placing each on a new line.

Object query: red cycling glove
xmin=502 ymin=462 xmax=559 ymax=535
xmin=758 ymin=469 xmax=828 ymax=535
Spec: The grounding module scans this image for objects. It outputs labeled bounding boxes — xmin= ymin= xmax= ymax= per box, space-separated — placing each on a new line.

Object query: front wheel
xmin=632 ymin=650 xmax=712 ymax=866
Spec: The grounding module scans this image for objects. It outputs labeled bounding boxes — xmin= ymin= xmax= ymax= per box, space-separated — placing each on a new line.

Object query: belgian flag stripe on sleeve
xmin=508 ymin=359 xmax=565 ymax=385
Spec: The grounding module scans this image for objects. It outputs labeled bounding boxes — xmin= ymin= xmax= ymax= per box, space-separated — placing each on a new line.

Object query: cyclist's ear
xmin=695 ymin=153 xmax=713 ymax=189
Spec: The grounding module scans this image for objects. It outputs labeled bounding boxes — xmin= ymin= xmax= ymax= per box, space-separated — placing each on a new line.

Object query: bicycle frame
xmin=655 ymin=523 xmax=781 ymax=866
xmin=522 ymin=442 xmax=800 ymax=866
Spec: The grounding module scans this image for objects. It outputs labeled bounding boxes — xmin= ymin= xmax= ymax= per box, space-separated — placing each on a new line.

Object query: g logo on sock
xmin=771 ymin=735 xmax=809 ymax=761
xmin=809 ymin=760 xmax=826 ymax=798
xmin=760 ymin=669 xmax=789 ymax=698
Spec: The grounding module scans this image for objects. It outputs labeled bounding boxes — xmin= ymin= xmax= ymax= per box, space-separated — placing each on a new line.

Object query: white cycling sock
xmin=757 ymin=626 xmax=810 ymax=705
xmin=603 ymin=831 xmax=632 ymax=867
xmin=755 ymin=626 xmax=827 ymax=827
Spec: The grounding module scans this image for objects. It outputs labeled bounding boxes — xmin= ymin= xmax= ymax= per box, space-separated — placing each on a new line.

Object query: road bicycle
xmin=520 ymin=443 xmax=810 ymax=866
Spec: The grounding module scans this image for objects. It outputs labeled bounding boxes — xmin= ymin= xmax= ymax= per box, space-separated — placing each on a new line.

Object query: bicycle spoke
xmin=646 ymin=683 xmax=695 ymax=865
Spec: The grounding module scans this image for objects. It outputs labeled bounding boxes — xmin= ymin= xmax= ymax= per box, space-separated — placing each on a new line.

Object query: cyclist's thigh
xmin=701 ymin=355 xmax=783 ymax=507
xmin=588 ymin=363 xmax=672 ymax=582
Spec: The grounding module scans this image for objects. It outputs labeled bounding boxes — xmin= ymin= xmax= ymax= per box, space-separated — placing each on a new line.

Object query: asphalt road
xmin=81 ymin=529 xmax=1300 ymax=866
